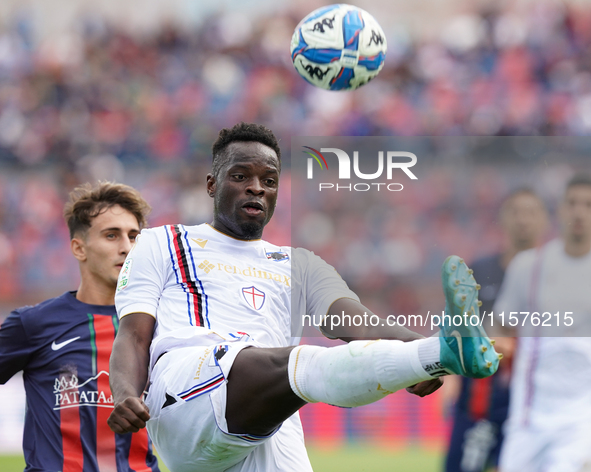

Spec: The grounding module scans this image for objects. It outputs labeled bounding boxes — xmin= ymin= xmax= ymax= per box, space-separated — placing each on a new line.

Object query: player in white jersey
xmin=107 ymin=122 xmax=501 ymax=472
xmin=494 ymin=173 xmax=591 ymax=472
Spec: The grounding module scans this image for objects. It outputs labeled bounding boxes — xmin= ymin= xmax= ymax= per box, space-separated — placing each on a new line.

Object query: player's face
xmin=207 ymin=141 xmax=279 ymax=240
xmin=560 ymin=184 xmax=591 ymax=242
xmin=74 ymin=205 xmax=140 ymax=291
xmin=502 ymin=193 xmax=547 ymax=250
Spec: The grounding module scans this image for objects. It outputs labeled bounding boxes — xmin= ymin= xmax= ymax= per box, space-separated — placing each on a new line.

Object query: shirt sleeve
xmin=0 ymin=308 xmax=33 ymax=384
xmin=115 ymin=227 xmax=168 ymax=319
xmin=292 ymin=247 xmax=360 ymax=323
xmin=493 ymin=249 xmax=535 ymax=316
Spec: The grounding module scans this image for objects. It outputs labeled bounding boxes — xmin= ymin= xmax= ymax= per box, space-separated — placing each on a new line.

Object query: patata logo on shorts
xmin=304 ymin=146 xmax=418 ymax=192
xmin=242 ymin=286 xmax=266 ymax=310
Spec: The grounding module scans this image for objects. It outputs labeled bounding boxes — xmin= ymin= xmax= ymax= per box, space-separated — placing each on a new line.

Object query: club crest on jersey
xmin=242 ymin=286 xmax=266 ymax=310
xmin=266 ymin=250 xmax=289 ymax=262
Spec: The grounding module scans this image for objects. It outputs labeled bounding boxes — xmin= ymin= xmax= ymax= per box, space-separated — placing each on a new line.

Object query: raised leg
xmin=226 ymin=346 xmax=305 ymax=436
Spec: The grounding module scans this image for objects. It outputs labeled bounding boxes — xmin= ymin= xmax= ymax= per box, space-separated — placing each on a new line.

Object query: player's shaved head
xmin=64 ymin=181 xmax=151 ymax=239
xmin=212 ymin=122 xmax=281 ymax=178
xmin=500 ymin=188 xmax=546 ymax=221
xmin=500 ymin=188 xmax=541 ymax=212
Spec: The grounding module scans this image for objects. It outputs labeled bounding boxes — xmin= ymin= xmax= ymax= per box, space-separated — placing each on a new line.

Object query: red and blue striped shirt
xmin=0 ymin=291 xmax=160 ymax=472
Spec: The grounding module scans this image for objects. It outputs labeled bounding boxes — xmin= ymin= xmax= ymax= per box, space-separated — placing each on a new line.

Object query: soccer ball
xmin=290 ymin=4 xmax=387 ymax=91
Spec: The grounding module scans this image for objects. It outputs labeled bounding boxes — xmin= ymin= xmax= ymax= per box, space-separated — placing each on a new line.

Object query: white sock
xmin=418 ymin=336 xmax=449 ymax=377
xmin=287 ymin=339 xmax=440 ymax=408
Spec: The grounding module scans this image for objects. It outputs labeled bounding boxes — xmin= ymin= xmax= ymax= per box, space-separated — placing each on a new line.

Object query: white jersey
xmin=115 ymin=223 xmax=359 ymax=372
xmin=494 ymin=239 xmax=591 ymax=428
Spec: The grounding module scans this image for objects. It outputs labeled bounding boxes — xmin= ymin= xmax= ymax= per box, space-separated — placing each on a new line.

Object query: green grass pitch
xmin=0 ymin=446 xmax=442 ymax=471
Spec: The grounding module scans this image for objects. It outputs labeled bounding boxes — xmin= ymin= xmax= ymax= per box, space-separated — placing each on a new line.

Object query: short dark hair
xmin=566 ymin=172 xmax=591 ymax=191
xmin=504 ymin=187 xmax=538 ymax=201
xmin=500 ymin=187 xmax=542 ymax=212
xmin=64 ymin=181 xmax=151 ymax=239
xmin=211 ymin=122 xmax=281 ymax=177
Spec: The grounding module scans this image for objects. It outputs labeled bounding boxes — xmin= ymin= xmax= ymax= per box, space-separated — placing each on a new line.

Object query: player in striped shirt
xmin=108 ymin=123 xmax=501 ymax=472
xmin=0 ymin=182 xmax=160 ymax=472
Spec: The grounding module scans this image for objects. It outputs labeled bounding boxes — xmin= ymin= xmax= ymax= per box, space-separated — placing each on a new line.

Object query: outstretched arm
xmin=321 ymin=298 xmax=424 ymax=342
xmin=108 ymin=312 xmax=155 ymax=433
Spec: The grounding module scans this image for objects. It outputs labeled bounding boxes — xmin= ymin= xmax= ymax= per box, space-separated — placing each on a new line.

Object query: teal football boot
xmin=438 ymin=255 xmax=501 ymax=378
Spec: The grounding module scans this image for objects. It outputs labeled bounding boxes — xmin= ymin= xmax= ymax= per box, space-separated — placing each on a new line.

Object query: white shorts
xmin=144 ymin=341 xmax=313 ymax=472
xmin=500 ymin=419 xmax=591 ymax=472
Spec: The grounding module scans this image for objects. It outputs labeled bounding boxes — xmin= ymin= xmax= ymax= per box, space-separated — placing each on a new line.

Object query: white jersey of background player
xmin=107 ymin=122 xmax=499 ymax=472
xmin=494 ymin=174 xmax=591 ymax=472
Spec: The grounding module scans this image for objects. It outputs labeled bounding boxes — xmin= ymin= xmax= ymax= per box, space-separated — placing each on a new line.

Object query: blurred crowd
xmin=0 ymin=1 xmax=590 ymax=304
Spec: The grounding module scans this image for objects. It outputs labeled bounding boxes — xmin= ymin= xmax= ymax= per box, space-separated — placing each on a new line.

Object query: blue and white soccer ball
xmin=290 ymin=4 xmax=387 ymax=91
